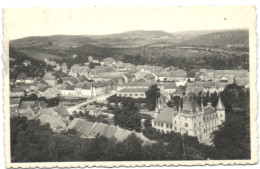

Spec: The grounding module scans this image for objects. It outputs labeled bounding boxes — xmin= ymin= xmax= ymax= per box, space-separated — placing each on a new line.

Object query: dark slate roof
xmin=10 ymin=98 xmax=21 ymax=105
xmin=215 ymin=96 xmax=225 ymax=110
xmin=204 ymin=106 xmax=215 ymax=115
xmin=101 ymin=125 xmax=118 ymax=139
xmin=154 ymin=107 xmax=174 ymax=124
xmin=118 ymin=88 xmax=148 ymax=93
xmin=19 ymin=101 xmax=35 ymax=109
xmin=11 ymin=87 xmax=24 ymax=92
xmin=64 ymin=84 xmax=75 ymax=90
xmin=181 ymin=94 xmax=202 ymax=114
xmin=56 ymin=105 xmax=70 ymax=117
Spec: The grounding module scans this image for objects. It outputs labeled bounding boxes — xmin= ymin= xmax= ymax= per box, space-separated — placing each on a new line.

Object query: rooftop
xmin=154 ymin=107 xmax=175 ymax=124
xmin=118 ymin=88 xmax=148 ymax=93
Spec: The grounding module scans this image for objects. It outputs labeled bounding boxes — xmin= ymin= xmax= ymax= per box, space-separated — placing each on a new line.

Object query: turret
xmin=155 ymin=94 xmax=165 ymax=113
xmin=215 ymin=95 xmax=225 ymax=124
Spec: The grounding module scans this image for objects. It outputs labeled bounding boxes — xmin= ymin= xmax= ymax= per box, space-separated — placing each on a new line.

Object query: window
xmin=140 ymin=94 xmax=144 ymax=96
xmin=161 ymin=123 xmax=163 ymax=127
xmin=170 ymin=124 xmax=173 ymax=129
xmin=118 ymin=94 xmax=122 ymax=96
xmin=129 ymin=94 xmax=133 ymax=96
xmin=135 ymin=94 xmax=138 ymax=96
xmin=175 ymin=127 xmax=177 ymax=130
xmin=204 ymin=129 xmax=206 ymax=133
xmin=220 ymin=114 xmax=222 ymax=117
xmin=154 ymin=121 xmax=157 ymax=126
xmin=199 ymin=122 xmax=201 ymax=126
xmin=158 ymin=122 xmax=160 ymax=126
xmin=194 ymin=123 xmax=197 ymax=128
xmin=124 ymin=94 xmax=127 ymax=96
xmin=185 ymin=123 xmax=188 ymax=127
xmin=166 ymin=124 xmax=169 ymax=128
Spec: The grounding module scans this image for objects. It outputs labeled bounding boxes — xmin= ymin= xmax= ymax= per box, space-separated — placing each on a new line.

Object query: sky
xmin=4 ymin=7 xmax=254 ymax=40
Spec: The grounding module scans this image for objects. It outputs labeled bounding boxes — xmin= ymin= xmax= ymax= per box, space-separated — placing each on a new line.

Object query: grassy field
xmin=21 ymin=49 xmax=63 ymax=61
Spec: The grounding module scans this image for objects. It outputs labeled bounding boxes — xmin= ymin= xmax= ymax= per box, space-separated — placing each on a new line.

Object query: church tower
xmin=155 ymin=94 xmax=165 ymax=113
xmin=215 ymin=95 xmax=225 ymax=124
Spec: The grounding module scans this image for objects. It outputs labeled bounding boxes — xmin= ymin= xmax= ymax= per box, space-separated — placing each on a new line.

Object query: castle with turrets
xmin=152 ymin=93 xmax=225 ymax=144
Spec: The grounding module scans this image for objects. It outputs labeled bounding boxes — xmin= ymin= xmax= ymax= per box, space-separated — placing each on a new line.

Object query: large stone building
xmin=70 ymin=64 xmax=89 ymax=78
xmin=195 ymin=69 xmax=249 ymax=86
xmin=152 ymin=93 xmax=225 ymax=144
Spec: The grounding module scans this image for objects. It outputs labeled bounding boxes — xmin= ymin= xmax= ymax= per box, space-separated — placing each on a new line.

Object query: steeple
xmin=216 ymin=95 xmax=225 ymax=110
xmin=201 ymin=98 xmax=204 ymax=109
xmin=178 ymin=98 xmax=182 ymax=111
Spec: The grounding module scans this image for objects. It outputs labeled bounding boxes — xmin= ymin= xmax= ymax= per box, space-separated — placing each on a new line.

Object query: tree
xmin=142 ymin=142 xmax=168 ymax=160
xmin=211 ymin=114 xmax=250 ymax=159
xmin=144 ymin=118 xmax=152 ymax=128
xmin=118 ymin=134 xmax=143 ymax=160
xmin=142 ymin=127 xmax=161 ymax=140
xmin=145 ymin=85 xmax=160 ymax=111
xmin=166 ymin=132 xmax=184 ymax=160
xmin=46 ymin=97 xmax=59 ymax=107
xmin=114 ymin=98 xmax=141 ymax=131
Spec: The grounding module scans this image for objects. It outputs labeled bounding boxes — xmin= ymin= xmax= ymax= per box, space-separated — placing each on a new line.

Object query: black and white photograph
xmin=3 ymin=7 xmax=257 ymax=168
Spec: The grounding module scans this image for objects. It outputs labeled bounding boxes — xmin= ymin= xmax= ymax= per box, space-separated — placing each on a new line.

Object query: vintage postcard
xmin=3 ymin=7 xmax=257 ymax=168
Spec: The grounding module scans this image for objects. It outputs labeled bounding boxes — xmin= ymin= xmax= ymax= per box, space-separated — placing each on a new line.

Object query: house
xmin=163 ymin=82 xmax=178 ymax=100
xmin=171 ymin=88 xmax=185 ymax=97
xmin=38 ymin=105 xmax=70 ymax=122
xmin=77 ymin=75 xmax=88 ymax=82
xmin=10 ymin=79 xmax=15 ymax=86
xmin=187 ymin=69 xmax=200 ymax=82
xmin=23 ymin=60 xmax=31 ymax=67
xmin=61 ymin=63 xmax=68 ymax=73
xmin=10 ymin=98 xmax=21 ymax=107
xmin=38 ymin=87 xmax=58 ymax=99
xmin=89 ymin=67 xmax=113 ymax=76
xmin=122 ymin=73 xmax=136 ymax=83
xmin=67 ymin=118 xmax=157 ymax=145
xmin=10 ymin=87 xmax=25 ymax=97
xmin=92 ymin=72 xmax=125 ymax=82
xmin=70 ymin=64 xmax=89 ymax=78
xmin=44 ymin=59 xmax=57 ymax=66
xmin=152 ymin=93 xmax=225 ymax=144
xmin=117 ymin=88 xmax=147 ymax=98
xmin=103 ymin=57 xmax=116 ymax=66
xmin=10 ymin=98 xmax=21 ymax=117
xmin=195 ymin=69 xmax=249 ymax=84
xmin=141 ymin=73 xmax=158 ymax=82
xmin=37 ymin=114 xmax=67 ymax=132
xmin=43 ymin=72 xmax=57 ymax=87
xmin=24 ymin=77 xmax=34 ymax=84
xmin=18 ymin=100 xmax=47 ymax=117
xmin=20 ymin=84 xmax=31 ymax=92
xmin=30 ymin=77 xmax=49 ymax=90
xmin=60 ymin=76 xmax=79 ymax=85
xmin=60 ymin=82 xmax=93 ymax=98
xmin=117 ymin=81 xmax=164 ymax=92
xmin=186 ymin=81 xmax=228 ymax=94
xmin=16 ymin=73 xmax=27 ymax=83
xmin=156 ymin=69 xmax=187 ymax=82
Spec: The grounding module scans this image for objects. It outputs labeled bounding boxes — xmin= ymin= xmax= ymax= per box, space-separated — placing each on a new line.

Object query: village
xmin=9 ymin=55 xmax=249 ymax=145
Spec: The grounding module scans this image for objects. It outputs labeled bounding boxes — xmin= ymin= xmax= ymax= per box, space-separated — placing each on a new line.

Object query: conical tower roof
xmin=216 ymin=95 xmax=225 ymax=110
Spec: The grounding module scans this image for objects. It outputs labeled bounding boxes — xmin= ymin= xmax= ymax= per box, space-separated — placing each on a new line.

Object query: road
xmin=67 ymin=91 xmax=116 ymax=114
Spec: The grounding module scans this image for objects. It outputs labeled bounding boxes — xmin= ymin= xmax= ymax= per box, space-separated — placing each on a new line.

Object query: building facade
xmin=152 ymin=93 xmax=225 ymax=144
